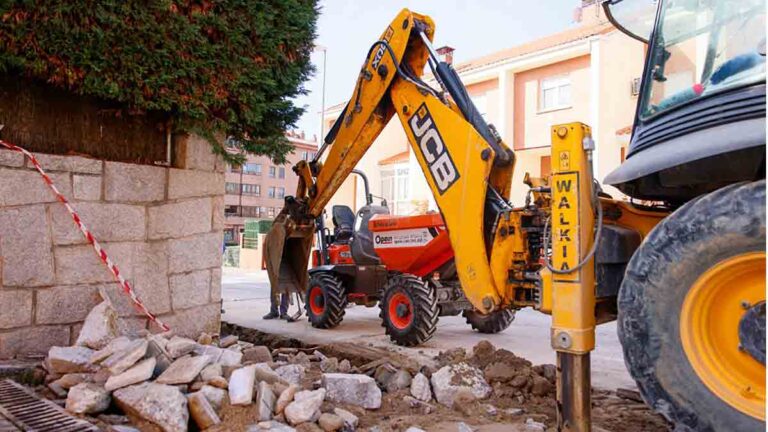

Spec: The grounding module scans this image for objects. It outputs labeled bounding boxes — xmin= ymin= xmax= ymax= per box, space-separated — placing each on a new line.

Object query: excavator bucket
xmin=264 ymin=209 xmax=315 ymax=296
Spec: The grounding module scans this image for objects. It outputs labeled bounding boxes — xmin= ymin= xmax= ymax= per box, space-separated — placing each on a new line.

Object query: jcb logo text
xmin=408 ymin=104 xmax=460 ymax=194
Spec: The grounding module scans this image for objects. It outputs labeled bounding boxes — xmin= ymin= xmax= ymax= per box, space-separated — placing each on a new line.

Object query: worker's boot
xmin=263 ymin=311 xmax=280 ymax=320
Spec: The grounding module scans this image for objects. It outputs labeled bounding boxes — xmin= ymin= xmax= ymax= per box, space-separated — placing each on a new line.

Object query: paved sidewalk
xmin=221 ymin=267 xmax=636 ymax=390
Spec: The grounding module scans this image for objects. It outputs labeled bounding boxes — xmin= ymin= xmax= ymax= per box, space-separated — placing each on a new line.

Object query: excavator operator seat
xmin=351 ymin=205 xmax=390 ymax=265
xmin=331 ymin=205 xmax=355 ymax=243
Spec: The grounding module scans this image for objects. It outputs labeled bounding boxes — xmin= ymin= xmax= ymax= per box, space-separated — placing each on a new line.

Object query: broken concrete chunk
xmin=318 ymin=413 xmax=345 ymax=432
xmin=338 ymin=359 xmax=352 ymax=373
xmin=200 ymin=363 xmax=223 ymax=382
xmin=386 ymin=369 xmax=412 ymax=392
xmin=197 ymin=333 xmax=214 ymax=345
xmin=322 ymin=373 xmax=382 ymax=410
xmin=319 ymin=357 xmax=338 ymax=373
xmin=254 ymin=363 xmax=287 ymax=385
xmin=219 ymin=335 xmax=239 ymax=348
xmin=200 ymin=384 xmax=227 ymax=412
xmin=256 ymin=381 xmax=276 ymax=421
xmin=284 ymin=388 xmax=325 ymax=426
xmin=90 ymin=336 xmax=133 ymax=364
xmin=275 ymin=384 xmax=298 ymax=415
xmin=219 ymin=348 xmax=243 ymax=367
xmin=431 ymin=363 xmax=491 ymax=406
xmin=156 ymin=355 xmax=211 ymax=385
xmin=75 ymin=301 xmax=120 ymax=350
xmin=275 ymin=364 xmax=305 ymax=386
xmin=243 ymin=346 xmax=273 ymax=363
xmin=103 ymin=339 xmax=149 ymax=375
xmin=208 ymin=376 xmax=228 ymax=389
xmin=65 ymin=383 xmax=110 ymax=414
xmin=188 ymin=391 xmax=221 ymax=429
xmin=105 ymin=357 xmax=156 ymax=391
xmin=333 ymin=407 xmax=359 ymax=429
xmin=48 ymin=346 xmax=95 ymax=374
xmin=194 ymin=344 xmax=243 ymax=367
xmin=53 ymin=373 xmax=92 ymax=390
xmin=410 ymin=372 xmax=432 ymax=402
xmin=229 ymin=364 xmax=257 ymax=405
xmin=166 ymin=336 xmax=198 ymax=359
xmin=114 ymin=383 xmax=188 ymax=432
xmin=146 ymin=335 xmax=173 ymax=376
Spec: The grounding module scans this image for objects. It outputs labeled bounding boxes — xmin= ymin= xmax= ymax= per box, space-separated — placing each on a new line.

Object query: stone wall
xmin=0 ymin=136 xmax=225 ymax=359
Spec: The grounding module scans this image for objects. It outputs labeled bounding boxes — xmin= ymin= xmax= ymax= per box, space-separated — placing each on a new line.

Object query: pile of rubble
xmin=32 ymin=301 xmax=667 ymax=432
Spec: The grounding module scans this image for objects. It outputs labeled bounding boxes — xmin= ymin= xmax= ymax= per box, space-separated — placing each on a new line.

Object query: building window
xmin=260 ymin=206 xmax=267 ymax=217
xmin=225 ymin=205 xmax=239 ymax=216
xmin=228 ymin=164 xmax=242 ymax=173
xmin=242 ymin=184 xmax=260 ymax=196
xmin=268 ymin=207 xmax=276 ymax=217
xmin=278 ymin=167 xmax=285 ymax=179
xmin=277 ymin=187 xmax=285 ymax=199
xmin=268 ymin=186 xmax=276 ymax=198
xmin=243 ymin=163 xmax=261 ymax=175
xmin=540 ymin=76 xmax=571 ymax=111
xmin=380 ymin=164 xmax=410 ymax=214
xmin=225 ymin=182 xmax=240 ymax=194
xmin=301 ymin=151 xmax=309 ymax=160
xmin=241 ymin=206 xmax=260 ymax=218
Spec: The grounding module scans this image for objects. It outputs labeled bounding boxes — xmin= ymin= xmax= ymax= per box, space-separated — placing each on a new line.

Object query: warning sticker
xmin=373 ymin=228 xmax=434 ymax=249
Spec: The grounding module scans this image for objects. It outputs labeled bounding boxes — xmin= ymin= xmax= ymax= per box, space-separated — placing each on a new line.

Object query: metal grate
xmin=0 ymin=380 xmax=99 ymax=432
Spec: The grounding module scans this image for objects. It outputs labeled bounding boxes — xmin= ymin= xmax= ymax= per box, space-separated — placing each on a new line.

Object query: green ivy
xmin=0 ymin=0 xmax=318 ymax=163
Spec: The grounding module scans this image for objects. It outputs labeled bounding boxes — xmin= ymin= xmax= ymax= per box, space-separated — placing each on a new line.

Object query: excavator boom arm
xmin=266 ymin=8 xmax=516 ymax=314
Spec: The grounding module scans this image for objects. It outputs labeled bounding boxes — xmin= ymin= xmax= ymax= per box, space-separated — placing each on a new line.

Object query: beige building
xmin=224 ymin=132 xmax=318 ymax=245
xmin=323 ymin=1 xmax=645 ymax=215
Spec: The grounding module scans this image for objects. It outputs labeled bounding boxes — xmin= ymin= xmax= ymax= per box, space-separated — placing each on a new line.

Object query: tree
xmin=0 ymin=0 xmax=319 ymax=163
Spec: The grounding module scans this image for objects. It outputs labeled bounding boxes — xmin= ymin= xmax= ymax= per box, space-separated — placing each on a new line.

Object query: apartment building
xmin=322 ymin=1 xmax=645 ymax=217
xmin=224 ymin=131 xmax=317 ymax=244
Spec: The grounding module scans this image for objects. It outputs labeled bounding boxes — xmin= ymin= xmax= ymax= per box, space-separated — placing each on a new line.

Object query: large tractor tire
xmin=306 ymin=272 xmax=347 ymax=329
xmin=463 ymin=309 xmax=515 ymax=334
xmin=379 ymin=274 xmax=439 ymax=346
xmin=618 ymin=180 xmax=766 ymax=431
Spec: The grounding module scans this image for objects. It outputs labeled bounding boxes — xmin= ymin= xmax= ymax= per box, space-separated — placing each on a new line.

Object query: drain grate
xmin=0 ymin=379 xmax=99 ymax=432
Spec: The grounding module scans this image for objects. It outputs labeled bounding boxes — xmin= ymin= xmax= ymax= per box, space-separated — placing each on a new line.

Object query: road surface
xmin=221 ymin=267 xmax=636 ymax=390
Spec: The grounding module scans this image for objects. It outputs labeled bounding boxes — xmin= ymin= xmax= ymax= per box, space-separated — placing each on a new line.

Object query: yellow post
xmin=549 ymin=123 xmax=596 ymax=432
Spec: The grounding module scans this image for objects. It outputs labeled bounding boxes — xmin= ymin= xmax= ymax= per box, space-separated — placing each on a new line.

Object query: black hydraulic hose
xmin=542 ymin=180 xmax=604 ymax=275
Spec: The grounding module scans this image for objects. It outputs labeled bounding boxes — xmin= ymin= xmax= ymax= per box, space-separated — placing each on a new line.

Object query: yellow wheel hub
xmin=681 ymin=252 xmax=766 ymax=420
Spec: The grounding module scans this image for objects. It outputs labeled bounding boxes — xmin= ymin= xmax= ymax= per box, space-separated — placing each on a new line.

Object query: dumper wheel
xmin=463 ymin=309 xmax=515 ymax=334
xmin=618 ymin=180 xmax=765 ymax=431
xmin=379 ymin=274 xmax=439 ymax=346
xmin=306 ymin=272 xmax=347 ymax=329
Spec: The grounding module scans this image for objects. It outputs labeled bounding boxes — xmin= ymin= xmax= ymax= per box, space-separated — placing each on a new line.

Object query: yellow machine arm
xmin=267 ymin=8 xmax=517 ymax=314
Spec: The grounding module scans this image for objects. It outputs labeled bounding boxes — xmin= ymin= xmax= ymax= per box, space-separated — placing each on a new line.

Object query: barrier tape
xmin=0 ymin=140 xmax=170 ymax=331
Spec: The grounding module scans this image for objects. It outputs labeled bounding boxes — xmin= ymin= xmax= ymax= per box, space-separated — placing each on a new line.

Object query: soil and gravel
xmin=17 ymin=301 xmax=671 ymax=432
xmin=224 ymin=323 xmax=671 ymax=432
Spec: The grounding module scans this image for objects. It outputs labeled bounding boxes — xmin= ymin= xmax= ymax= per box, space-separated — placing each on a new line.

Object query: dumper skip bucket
xmin=264 ymin=210 xmax=315 ymax=296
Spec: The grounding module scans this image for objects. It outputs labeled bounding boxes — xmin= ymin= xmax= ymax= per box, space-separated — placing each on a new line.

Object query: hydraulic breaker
xmin=549 ymin=123 xmax=597 ymax=432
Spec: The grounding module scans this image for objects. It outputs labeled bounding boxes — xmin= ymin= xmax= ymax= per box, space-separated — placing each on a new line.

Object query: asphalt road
xmin=221 ymin=267 xmax=636 ymax=390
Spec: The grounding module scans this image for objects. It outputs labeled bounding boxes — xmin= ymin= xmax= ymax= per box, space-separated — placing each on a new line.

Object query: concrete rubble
xmin=26 ymin=302 xmax=668 ymax=432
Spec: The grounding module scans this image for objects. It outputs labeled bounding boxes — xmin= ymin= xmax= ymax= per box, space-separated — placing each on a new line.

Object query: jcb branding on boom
xmin=409 ymin=104 xmax=460 ymax=194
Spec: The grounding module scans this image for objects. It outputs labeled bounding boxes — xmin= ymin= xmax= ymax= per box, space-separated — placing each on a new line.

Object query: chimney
xmin=436 ymin=46 xmax=455 ymax=65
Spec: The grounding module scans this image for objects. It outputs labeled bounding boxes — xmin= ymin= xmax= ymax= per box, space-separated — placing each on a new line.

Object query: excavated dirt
xmin=223 ymin=322 xmax=671 ymax=432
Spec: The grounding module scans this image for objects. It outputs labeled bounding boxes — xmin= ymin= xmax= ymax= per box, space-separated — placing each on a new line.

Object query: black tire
xmin=618 ymin=180 xmax=765 ymax=432
xmin=379 ymin=274 xmax=439 ymax=346
xmin=463 ymin=309 xmax=515 ymax=334
xmin=305 ymin=272 xmax=347 ymax=329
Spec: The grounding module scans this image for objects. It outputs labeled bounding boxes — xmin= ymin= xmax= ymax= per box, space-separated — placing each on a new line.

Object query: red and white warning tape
xmin=0 ymin=140 xmax=170 ymax=331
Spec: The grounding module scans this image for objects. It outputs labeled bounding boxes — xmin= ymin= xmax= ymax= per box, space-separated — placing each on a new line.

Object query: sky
xmin=292 ymin=0 xmax=582 ymax=142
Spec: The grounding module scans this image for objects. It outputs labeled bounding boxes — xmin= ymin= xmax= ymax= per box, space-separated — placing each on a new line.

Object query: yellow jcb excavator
xmin=266 ymin=3 xmax=765 ymax=431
